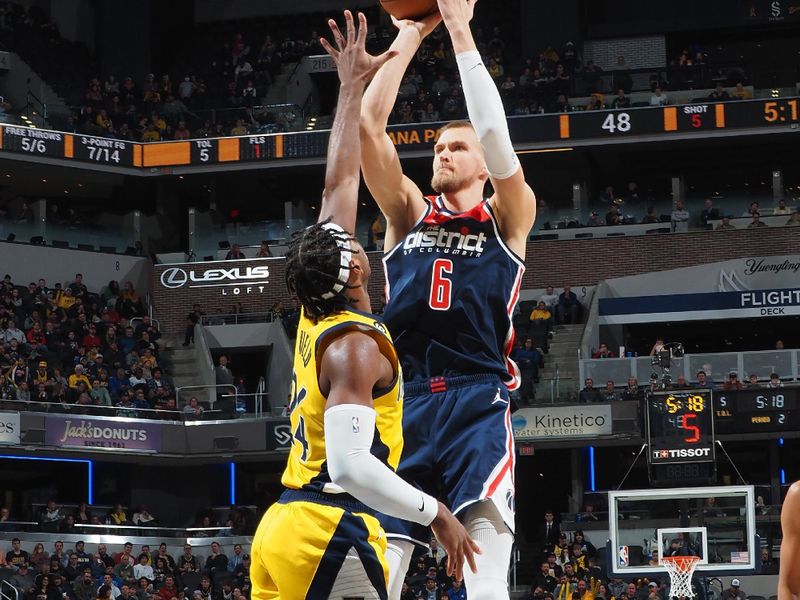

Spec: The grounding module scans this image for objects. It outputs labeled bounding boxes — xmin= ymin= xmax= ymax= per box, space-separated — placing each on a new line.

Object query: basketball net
xmin=660 ymin=555 xmax=701 ymax=598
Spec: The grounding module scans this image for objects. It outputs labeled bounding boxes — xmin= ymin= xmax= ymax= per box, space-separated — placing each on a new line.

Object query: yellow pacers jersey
xmin=281 ymin=306 xmax=403 ymax=494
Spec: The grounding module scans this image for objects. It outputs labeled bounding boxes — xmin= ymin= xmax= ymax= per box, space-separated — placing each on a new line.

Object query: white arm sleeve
xmin=324 ymin=404 xmax=438 ymax=526
xmin=456 ymin=50 xmax=519 ymax=180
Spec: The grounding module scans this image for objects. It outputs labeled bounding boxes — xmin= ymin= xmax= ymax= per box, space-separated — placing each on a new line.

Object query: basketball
xmin=379 ymin=0 xmax=439 ymax=20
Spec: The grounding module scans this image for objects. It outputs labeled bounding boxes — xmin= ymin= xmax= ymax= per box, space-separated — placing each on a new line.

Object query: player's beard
xmin=431 ymin=168 xmax=465 ymax=194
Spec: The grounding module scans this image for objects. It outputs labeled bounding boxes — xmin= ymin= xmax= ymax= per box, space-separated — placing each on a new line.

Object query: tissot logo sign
xmin=160 ymin=265 xmax=270 ymax=296
xmin=652 ymin=447 xmax=712 ymax=460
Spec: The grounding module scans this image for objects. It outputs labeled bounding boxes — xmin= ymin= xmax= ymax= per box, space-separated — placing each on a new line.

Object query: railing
xmin=130 ymin=316 xmax=161 ymax=331
xmin=580 ymin=349 xmax=800 ymax=387
xmin=221 ymin=377 xmax=268 ymax=418
xmin=174 ymin=384 xmax=237 ymax=412
xmin=1 ymin=580 xmax=18 ymax=600
xmin=0 ymin=399 xmax=225 ymax=421
xmin=200 ymin=312 xmax=274 ymax=326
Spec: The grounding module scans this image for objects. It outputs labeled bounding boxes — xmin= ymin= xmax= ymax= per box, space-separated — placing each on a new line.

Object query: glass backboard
xmin=607 ymin=485 xmax=757 ymax=576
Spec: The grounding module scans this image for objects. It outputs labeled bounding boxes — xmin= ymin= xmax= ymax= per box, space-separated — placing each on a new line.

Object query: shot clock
xmin=646 ymin=390 xmax=716 ymax=485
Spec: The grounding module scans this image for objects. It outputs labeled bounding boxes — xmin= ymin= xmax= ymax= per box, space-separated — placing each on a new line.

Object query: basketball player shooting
xmin=249 ymin=12 xmax=477 ymax=599
xmin=779 ymin=481 xmax=800 ymax=600
xmin=360 ymin=0 xmax=537 ymax=598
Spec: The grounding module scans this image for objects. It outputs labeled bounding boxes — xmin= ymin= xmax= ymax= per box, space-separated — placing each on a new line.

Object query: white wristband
xmin=455 ymin=50 xmax=519 ymax=179
xmin=324 ymin=404 xmax=438 ymax=526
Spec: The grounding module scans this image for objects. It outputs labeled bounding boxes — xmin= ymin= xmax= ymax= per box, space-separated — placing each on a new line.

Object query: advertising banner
xmin=512 ymin=405 xmax=613 ymax=440
xmin=0 ymin=412 xmax=20 ymax=444
xmin=44 ymin=415 xmax=161 ymax=452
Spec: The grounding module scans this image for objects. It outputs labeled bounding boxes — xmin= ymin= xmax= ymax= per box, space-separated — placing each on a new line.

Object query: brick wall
xmin=583 ymin=36 xmax=666 ymax=70
xmin=151 ymin=228 xmax=799 ymax=333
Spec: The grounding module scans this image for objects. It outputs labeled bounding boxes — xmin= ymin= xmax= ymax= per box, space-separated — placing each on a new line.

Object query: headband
xmin=318 ymin=222 xmax=353 ymax=300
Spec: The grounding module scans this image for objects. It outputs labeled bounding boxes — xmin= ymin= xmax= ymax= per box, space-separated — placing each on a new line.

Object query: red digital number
xmin=429 ymin=258 xmax=453 ymax=310
xmin=681 ymin=412 xmax=701 ymax=443
xmin=691 ymin=114 xmax=702 ymax=128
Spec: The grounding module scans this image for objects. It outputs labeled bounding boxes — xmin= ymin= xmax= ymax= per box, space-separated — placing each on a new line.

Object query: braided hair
xmin=285 ymin=219 xmax=357 ymax=320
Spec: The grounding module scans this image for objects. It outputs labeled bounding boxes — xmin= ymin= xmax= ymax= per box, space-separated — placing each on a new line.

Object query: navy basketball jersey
xmin=382 ymin=196 xmax=524 ymax=390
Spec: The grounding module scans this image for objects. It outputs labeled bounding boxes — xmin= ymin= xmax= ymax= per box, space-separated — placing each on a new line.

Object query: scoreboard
xmin=1 ymin=97 xmax=799 ymax=172
xmin=715 ymin=388 xmax=799 ymax=434
xmin=646 ymin=390 xmax=716 ymax=485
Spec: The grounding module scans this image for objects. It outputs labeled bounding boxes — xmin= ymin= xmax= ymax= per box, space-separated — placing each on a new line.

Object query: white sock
xmin=462 ymin=501 xmax=513 ymax=600
xmin=385 ymin=539 xmax=414 ymax=600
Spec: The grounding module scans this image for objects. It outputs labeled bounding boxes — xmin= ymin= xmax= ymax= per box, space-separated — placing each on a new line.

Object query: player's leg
xmin=385 ymin=539 xmax=415 ymax=600
xmin=461 ymin=500 xmax=514 ymax=600
xmin=436 ymin=376 xmax=516 ymax=598
xmin=328 ymin=512 xmax=391 ymax=600
xmin=377 ymin=389 xmax=438 ymax=599
xmin=249 ymin=504 xmax=285 ymax=600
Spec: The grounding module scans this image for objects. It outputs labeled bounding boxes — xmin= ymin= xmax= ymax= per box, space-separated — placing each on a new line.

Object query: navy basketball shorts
xmin=379 ymin=373 xmax=516 ymax=546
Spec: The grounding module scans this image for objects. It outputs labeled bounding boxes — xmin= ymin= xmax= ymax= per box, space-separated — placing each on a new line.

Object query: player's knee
xmin=464 ymin=500 xmax=512 ymax=536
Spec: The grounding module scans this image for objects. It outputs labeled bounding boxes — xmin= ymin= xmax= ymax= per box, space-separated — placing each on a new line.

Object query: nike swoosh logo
xmin=418 ymin=497 xmax=425 ymax=512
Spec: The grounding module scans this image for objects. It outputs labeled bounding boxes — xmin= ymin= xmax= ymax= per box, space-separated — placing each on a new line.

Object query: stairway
xmin=535 ymin=323 xmax=583 ymax=402
xmin=159 ymin=334 xmax=210 ymax=405
xmin=264 ymin=62 xmax=299 ymax=106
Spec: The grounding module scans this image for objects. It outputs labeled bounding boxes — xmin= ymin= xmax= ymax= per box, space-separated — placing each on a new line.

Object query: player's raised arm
xmin=437 ymin=0 xmax=536 ymax=256
xmin=320 ymin=332 xmax=480 ymax=581
xmin=779 ymin=481 xmax=800 ymax=600
xmin=317 ymin=11 xmax=397 ymax=233
xmin=359 ymin=15 xmax=440 ymax=244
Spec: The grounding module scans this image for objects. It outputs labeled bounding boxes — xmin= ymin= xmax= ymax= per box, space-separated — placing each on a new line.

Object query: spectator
xmin=601 ymin=380 xmax=618 ymax=402
xmin=671 ymin=200 xmax=690 ymax=233
xmin=203 ymin=541 xmax=228 ymax=578
xmin=513 ymin=337 xmax=543 ymax=404
xmin=622 ymin=377 xmax=642 ymax=402
xmin=255 ymin=241 xmax=272 ymax=258
xmin=6 ymin=537 xmax=29 ymax=567
xmin=177 ymin=545 xmax=198 ymax=575
xmin=708 ymin=84 xmax=729 ymax=101
xmin=696 ymin=370 xmax=713 ymax=388
xmin=100 ymin=574 xmax=122 ymax=600
xmin=747 ymin=212 xmax=767 ymax=228
xmin=133 ymin=555 xmax=153 ymax=582
xmin=766 ymin=373 xmax=783 ymax=388
xmin=73 ymin=569 xmax=97 ymax=600
xmin=183 ymin=396 xmax=204 ymax=419
xmin=132 ymin=505 xmax=156 ymax=527
xmin=746 ymin=373 xmax=761 ymax=388
xmin=592 ymin=342 xmax=615 ymax=358
xmin=723 ymin=372 xmax=744 ymax=391
xmin=40 ymin=500 xmax=64 ymax=529
xmin=716 ymin=215 xmax=736 ymax=230
xmin=579 ymin=378 xmax=602 ymax=403
xmin=10 ymin=563 xmax=35 ymax=595
xmin=528 ymin=301 xmax=553 ymax=342
xmin=226 ymin=544 xmax=244 ymax=573
xmin=538 ymin=286 xmax=559 ymax=312
xmin=183 ymin=304 xmax=203 ymax=346
xmin=650 ymin=86 xmax=668 ymax=106
xmin=538 ymin=510 xmax=561 ymax=552
xmin=723 ymin=579 xmax=746 ymax=600
xmin=773 ymin=198 xmax=791 ymax=215
xmin=732 ymin=83 xmax=752 ymax=100
xmin=610 ymin=89 xmax=630 ymax=109
xmin=556 ymin=286 xmax=580 ymax=324
xmin=446 ymin=579 xmax=466 ymax=600
xmin=109 ymin=504 xmax=129 ymax=526
xmin=786 ymin=211 xmax=800 ymax=226
xmin=700 ymin=198 xmax=720 ymax=229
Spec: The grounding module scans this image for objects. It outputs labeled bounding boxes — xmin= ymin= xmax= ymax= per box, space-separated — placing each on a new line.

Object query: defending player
xmin=779 ymin=481 xmax=800 ymax=600
xmin=360 ymin=0 xmax=536 ymax=597
xmin=249 ymin=11 xmax=478 ymax=600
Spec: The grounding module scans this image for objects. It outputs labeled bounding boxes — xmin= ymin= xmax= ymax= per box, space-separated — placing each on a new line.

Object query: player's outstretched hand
xmin=430 ymin=501 xmax=481 ymax=581
xmin=437 ymin=0 xmax=477 ymax=29
xmin=390 ymin=11 xmax=442 ymax=40
xmin=320 ymin=11 xmax=398 ymax=86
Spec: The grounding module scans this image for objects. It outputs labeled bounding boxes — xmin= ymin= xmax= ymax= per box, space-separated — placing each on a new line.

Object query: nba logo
xmin=618 ymin=545 xmax=629 ymax=567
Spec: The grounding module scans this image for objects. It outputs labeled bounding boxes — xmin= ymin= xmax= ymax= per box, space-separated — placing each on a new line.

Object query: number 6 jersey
xmin=382 ymin=196 xmax=524 ymax=390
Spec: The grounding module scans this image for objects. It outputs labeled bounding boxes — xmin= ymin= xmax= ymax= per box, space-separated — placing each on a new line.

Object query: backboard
xmin=607 ymin=485 xmax=757 ymax=576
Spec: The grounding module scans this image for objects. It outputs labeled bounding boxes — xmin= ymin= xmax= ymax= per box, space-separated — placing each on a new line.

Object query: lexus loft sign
xmin=159 ymin=265 xmax=270 ymax=296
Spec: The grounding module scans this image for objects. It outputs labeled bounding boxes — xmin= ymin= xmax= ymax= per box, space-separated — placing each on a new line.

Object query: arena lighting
xmin=0 ymin=455 xmax=93 ymax=503
xmin=779 ymin=437 xmax=784 ymax=446
xmin=781 ymin=469 xmax=786 ymax=485
xmin=229 ymin=462 xmax=236 ymax=505
xmin=588 ymin=446 xmax=596 ymax=492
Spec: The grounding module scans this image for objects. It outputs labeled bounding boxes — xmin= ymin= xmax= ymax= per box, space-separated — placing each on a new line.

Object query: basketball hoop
xmin=660 ymin=555 xmax=701 ymax=598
